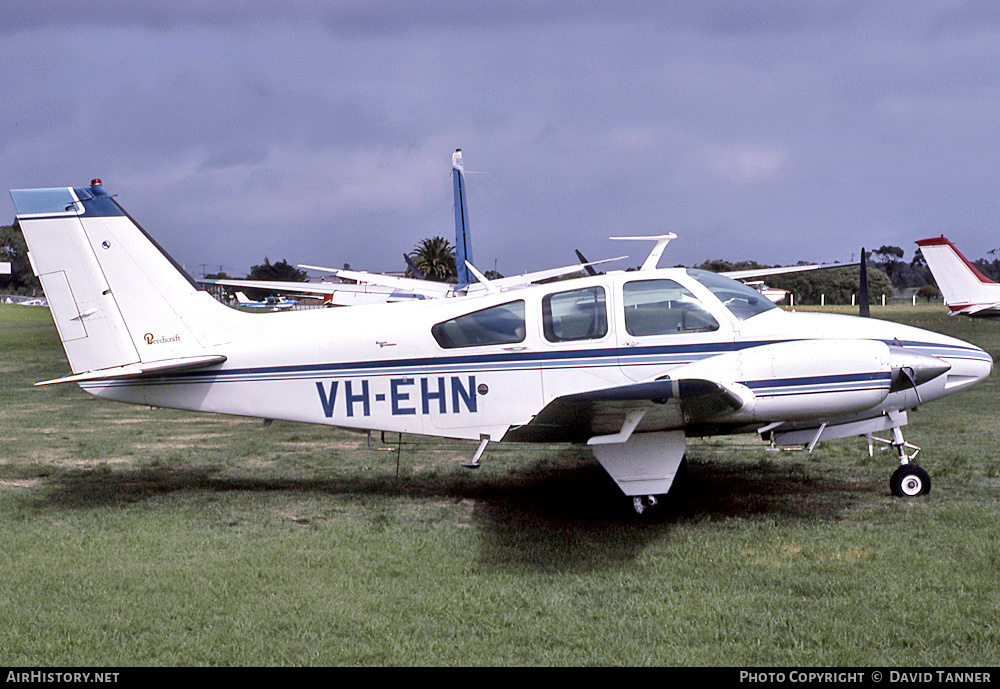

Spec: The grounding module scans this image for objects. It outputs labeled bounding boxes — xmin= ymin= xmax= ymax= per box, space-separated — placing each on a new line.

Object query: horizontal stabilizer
xmin=951 ymin=302 xmax=1000 ymax=316
xmin=37 ymin=354 xmax=227 ymax=386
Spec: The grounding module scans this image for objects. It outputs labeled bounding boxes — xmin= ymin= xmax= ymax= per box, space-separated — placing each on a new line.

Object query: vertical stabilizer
xmin=452 ymin=149 xmax=474 ymax=285
xmin=916 ymin=236 xmax=1000 ymax=315
xmin=11 ymin=181 xmax=242 ymax=375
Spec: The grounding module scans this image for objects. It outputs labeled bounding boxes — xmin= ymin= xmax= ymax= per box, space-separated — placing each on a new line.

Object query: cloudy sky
xmin=3 ymin=1 xmax=1000 ymax=279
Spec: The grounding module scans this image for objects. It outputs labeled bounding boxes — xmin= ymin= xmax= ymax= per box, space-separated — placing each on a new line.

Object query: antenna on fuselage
xmin=610 ymin=233 xmax=678 ymax=271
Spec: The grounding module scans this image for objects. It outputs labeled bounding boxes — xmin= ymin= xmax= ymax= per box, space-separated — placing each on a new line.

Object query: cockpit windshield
xmin=687 ymin=269 xmax=778 ymax=321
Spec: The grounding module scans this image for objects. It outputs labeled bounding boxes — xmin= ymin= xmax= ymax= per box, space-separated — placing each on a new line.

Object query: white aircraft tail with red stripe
xmin=916 ymin=236 xmax=1000 ymax=317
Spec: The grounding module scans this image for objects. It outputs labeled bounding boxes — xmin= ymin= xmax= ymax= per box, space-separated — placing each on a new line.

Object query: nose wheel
xmin=869 ymin=425 xmax=931 ymax=497
xmin=632 ymin=495 xmax=659 ymax=515
xmin=890 ymin=464 xmax=931 ymax=497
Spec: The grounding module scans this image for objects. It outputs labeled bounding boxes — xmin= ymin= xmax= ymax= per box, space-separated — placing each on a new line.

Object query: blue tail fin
xmin=452 ymin=149 xmax=473 ymax=285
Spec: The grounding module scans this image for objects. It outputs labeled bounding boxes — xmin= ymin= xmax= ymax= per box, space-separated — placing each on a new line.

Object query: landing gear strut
xmin=870 ymin=425 xmax=931 ymax=497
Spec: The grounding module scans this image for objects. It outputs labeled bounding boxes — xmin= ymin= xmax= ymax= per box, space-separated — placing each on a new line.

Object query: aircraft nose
xmin=887 ymin=345 xmax=951 ymax=392
xmin=970 ymin=345 xmax=994 ymax=383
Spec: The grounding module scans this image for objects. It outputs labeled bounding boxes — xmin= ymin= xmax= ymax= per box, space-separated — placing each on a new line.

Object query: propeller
xmin=575 ymin=249 xmax=599 ymax=276
xmin=859 ymin=247 xmax=870 ymax=317
xmin=403 ymin=253 xmax=426 ymax=280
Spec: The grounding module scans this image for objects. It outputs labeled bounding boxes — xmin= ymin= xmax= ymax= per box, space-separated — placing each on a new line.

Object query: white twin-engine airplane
xmin=10 ymin=180 xmax=993 ymax=514
xmin=916 ymin=236 xmax=1000 ymax=318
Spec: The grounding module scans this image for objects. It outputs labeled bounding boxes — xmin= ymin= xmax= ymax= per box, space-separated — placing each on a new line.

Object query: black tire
xmin=890 ymin=464 xmax=931 ymax=497
xmin=632 ymin=495 xmax=659 ymax=515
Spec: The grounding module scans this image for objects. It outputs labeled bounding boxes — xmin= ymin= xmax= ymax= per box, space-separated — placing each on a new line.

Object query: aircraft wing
xmin=720 ymin=264 xmax=824 ymax=279
xmin=203 ymin=278 xmax=337 ymax=294
xmin=299 ymin=266 xmax=456 ymax=298
xmin=302 ymin=256 xmax=626 ymax=299
xmin=504 ymin=376 xmax=747 ymax=444
xmin=470 ymin=257 xmax=627 ymax=293
xmin=201 ymin=277 xmax=427 ymax=305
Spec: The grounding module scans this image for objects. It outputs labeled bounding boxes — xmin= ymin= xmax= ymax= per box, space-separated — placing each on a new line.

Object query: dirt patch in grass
xmin=0 ymin=478 xmax=43 ymax=489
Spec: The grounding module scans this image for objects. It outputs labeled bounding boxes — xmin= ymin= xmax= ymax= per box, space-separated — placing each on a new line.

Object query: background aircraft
xmin=11 ymin=180 xmax=992 ymax=514
xmin=203 ymin=149 xmax=617 ymax=305
xmin=743 ymin=281 xmax=789 ymax=303
xmin=233 ymin=291 xmax=297 ymax=312
xmin=205 ymin=150 xmax=837 ymax=308
xmin=915 ymin=236 xmax=1000 ymax=317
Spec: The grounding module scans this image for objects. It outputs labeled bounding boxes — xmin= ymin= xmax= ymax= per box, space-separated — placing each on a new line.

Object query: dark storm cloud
xmin=0 ymin=1 xmax=888 ymax=37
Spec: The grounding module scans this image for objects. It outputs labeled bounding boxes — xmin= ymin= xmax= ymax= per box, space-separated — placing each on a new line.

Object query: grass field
xmin=1 ymin=302 xmax=998 ymax=666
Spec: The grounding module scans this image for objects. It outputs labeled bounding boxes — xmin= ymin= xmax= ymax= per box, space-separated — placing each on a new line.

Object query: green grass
xmin=1 ymin=303 xmax=998 ymax=666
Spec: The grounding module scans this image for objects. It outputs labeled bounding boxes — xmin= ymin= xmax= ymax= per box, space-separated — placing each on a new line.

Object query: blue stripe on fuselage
xmin=76 ymin=338 xmax=982 ymax=391
xmin=745 ymin=371 xmax=892 ymax=398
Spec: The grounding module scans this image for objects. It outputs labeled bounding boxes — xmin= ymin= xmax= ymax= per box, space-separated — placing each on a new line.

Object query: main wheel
xmin=890 ymin=464 xmax=931 ymax=497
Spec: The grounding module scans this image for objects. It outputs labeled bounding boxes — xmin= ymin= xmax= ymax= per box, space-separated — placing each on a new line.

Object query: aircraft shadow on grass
xmin=37 ymin=457 xmax=874 ymax=572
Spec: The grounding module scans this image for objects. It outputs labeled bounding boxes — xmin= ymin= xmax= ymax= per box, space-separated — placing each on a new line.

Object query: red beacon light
xmin=91 ymin=179 xmax=103 ymax=186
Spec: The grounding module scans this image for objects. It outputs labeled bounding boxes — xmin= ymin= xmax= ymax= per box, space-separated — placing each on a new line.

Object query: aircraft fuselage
xmin=79 ymin=268 xmax=991 ymax=446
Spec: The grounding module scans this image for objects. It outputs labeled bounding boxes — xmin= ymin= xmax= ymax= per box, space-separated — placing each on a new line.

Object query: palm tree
xmin=407 ymin=236 xmax=457 ymax=282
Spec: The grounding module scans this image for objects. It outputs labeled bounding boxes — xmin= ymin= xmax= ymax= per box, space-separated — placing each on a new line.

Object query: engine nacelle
xmin=676 ymin=339 xmax=951 ymax=423
xmin=738 ymin=339 xmax=894 ymax=420
xmin=673 ymin=339 xmax=919 ymax=422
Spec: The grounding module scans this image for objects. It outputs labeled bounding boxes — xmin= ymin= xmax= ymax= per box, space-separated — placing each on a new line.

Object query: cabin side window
xmin=432 ymin=300 xmax=526 ymax=349
xmin=542 ymin=286 xmax=608 ymax=342
xmin=623 ymin=279 xmax=720 ymax=335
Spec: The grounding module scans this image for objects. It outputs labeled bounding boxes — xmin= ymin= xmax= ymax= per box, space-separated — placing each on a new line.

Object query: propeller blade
xmin=575 ymin=249 xmax=599 ymax=276
xmin=404 ymin=253 xmax=426 ymax=280
xmin=859 ymin=247 xmax=870 ymax=317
